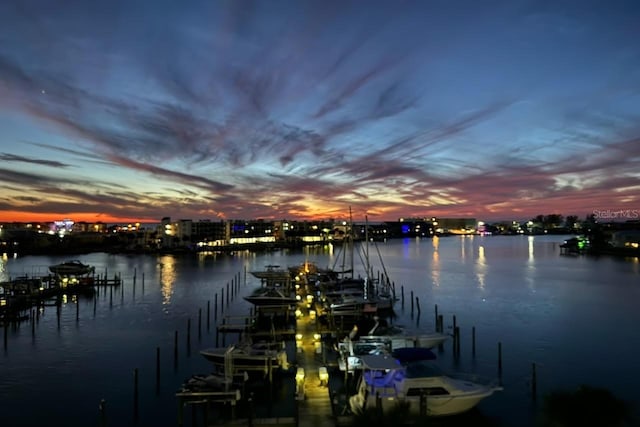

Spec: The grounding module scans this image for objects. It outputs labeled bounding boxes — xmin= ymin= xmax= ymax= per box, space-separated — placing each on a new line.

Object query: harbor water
xmin=1 ymin=235 xmax=639 ymax=426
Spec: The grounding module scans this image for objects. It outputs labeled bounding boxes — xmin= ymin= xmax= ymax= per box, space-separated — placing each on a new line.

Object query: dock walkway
xmin=296 ymin=309 xmax=335 ymax=427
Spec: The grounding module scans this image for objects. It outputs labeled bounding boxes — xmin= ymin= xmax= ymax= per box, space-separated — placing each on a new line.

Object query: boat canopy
xmin=359 ymin=355 xmax=402 ymax=370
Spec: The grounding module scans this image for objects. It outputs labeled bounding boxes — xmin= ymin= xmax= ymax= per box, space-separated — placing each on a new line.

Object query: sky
xmin=0 ymin=0 xmax=639 ymax=224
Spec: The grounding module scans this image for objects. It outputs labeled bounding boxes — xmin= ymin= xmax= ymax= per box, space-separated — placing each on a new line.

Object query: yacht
xmin=349 ymin=349 xmax=502 ymax=416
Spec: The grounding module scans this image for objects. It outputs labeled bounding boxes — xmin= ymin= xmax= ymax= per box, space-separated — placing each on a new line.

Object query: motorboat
xmin=49 ymin=260 xmax=95 ymax=276
xmin=349 ymin=349 xmax=502 ymax=416
xmin=243 ymin=287 xmax=298 ymax=307
xmin=337 ymin=317 xmax=449 ymax=371
xmin=249 ymin=265 xmax=290 ymax=281
xmin=200 ymin=341 xmax=289 ymax=375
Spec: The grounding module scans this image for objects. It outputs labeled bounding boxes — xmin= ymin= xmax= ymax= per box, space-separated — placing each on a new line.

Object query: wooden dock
xmin=295 ymin=307 xmax=336 ymax=427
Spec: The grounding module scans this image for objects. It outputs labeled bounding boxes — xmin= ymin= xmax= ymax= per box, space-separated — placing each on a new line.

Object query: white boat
xmin=243 ymin=287 xmax=298 ymax=307
xmin=49 ymin=260 xmax=95 ymax=276
xmin=337 ymin=317 xmax=449 ymax=371
xmin=250 ymin=265 xmax=290 ymax=281
xmin=200 ymin=341 xmax=289 ymax=375
xmin=348 ymin=350 xmax=502 ymax=416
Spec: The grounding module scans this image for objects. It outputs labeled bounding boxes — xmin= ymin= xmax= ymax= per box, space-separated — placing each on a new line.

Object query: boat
xmin=348 ymin=349 xmax=502 ymax=416
xmin=337 ymin=321 xmax=449 ymax=371
xmin=249 ymin=265 xmax=290 ymax=281
xmin=199 ymin=340 xmax=289 ymax=375
xmin=243 ymin=287 xmax=298 ymax=307
xmin=49 ymin=260 xmax=95 ymax=276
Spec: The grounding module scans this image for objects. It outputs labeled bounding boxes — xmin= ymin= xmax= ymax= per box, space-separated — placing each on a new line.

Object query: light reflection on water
xmin=0 ymin=237 xmax=639 ymax=427
xmin=159 ymin=255 xmax=177 ymax=307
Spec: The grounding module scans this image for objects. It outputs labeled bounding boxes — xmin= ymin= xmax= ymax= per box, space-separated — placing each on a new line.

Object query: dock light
xmin=296 ymin=295 xmax=302 ymax=301
xmin=296 ymin=367 xmax=305 ymax=383
xmin=306 ymin=294 xmax=314 ymax=303
xmin=318 ymin=367 xmax=328 ymax=385
xmin=295 ymin=283 xmax=300 ymax=289
xmin=295 ymin=333 xmax=303 ymax=341
xmin=313 ymin=333 xmax=321 ymax=341
xmin=295 ymin=309 xmax=303 ymax=318
xmin=309 ymin=310 xmax=316 ymax=320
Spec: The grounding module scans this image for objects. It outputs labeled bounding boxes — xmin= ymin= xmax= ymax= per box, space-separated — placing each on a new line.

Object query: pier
xmin=295 ymin=305 xmax=336 ymax=427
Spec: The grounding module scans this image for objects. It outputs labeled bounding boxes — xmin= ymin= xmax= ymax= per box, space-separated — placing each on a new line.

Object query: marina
xmin=1 ymin=235 xmax=639 ymax=426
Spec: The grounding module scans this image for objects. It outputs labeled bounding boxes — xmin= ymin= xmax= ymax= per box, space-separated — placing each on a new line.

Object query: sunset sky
xmin=1 ymin=0 xmax=639 ymax=224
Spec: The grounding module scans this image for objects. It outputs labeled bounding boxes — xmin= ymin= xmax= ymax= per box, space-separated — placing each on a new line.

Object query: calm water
xmin=1 ymin=235 xmax=639 ymax=426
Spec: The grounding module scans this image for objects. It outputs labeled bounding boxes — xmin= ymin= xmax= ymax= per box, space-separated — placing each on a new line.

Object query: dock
xmin=295 ymin=306 xmax=336 ymax=427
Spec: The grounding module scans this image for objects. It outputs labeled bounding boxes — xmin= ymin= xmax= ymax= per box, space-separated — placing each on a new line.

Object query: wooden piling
xmin=531 ymin=362 xmax=537 ymax=399
xmin=206 ymin=300 xmax=210 ymax=333
xmin=226 ymin=283 xmax=230 ymax=305
xmin=454 ymin=326 xmax=460 ymax=358
xmin=186 ymin=318 xmax=191 ymax=357
xmin=214 ymin=293 xmax=218 ymax=321
xmin=401 ymin=285 xmax=404 ymax=307
xmin=472 ymin=326 xmax=476 ymax=357
xmin=76 ymin=299 xmax=79 ymax=321
xmin=415 ymin=296 xmax=421 ymax=315
xmin=498 ymin=342 xmax=503 ymax=383
xmin=174 ymin=330 xmax=179 ymax=370
xmin=156 ymin=347 xmax=161 ymax=393
xmin=410 ymin=291 xmax=414 ymax=315
xmin=435 ymin=304 xmax=438 ymax=327
xmin=99 ymin=399 xmax=107 ymax=427
xmin=133 ymin=368 xmax=139 ymax=423
xmin=221 ymin=289 xmax=225 ymax=314
xmin=93 ymin=294 xmax=97 ymax=316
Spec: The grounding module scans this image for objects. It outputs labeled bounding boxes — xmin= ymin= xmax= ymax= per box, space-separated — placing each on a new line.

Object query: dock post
xmin=454 ymin=326 xmax=460 ymax=359
xmin=226 ymin=282 xmax=230 ymax=306
xmin=133 ymin=268 xmax=137 ymax=286
xmin=472 ymin=326 xmax=476 ymax=357
xmin=206 ymin=300 xmax=210 ymax=333
xmin=133 ymin=368 xmax=139 ymax=424
xmin=99 ymin=399 xmax=107 ymax=427
xmin=531 ymin=362 xmax=537 ymax=400
xmin=214 ymin=293 xmax=218 ymax=321
xmin=177 ymin=397 xmax=183 ymax=427
xmin=498 ymin=342 xmax=503 ymax=384
xmin=109 ymin=285 xmax=113 ymax=307
xmin=221 ymin=288 xmax=225 ymax=314
xmin=31 ymin=309 xmax=35 ymax=338
xmin=435 ymin=304 xmax=438 ymax=328
xmin=198 ymin=309 xmax=202 ymax=341
xmin=76 ymin=299 xmax=79 ymax=321
xmin=156 ymin=347 xmax=161 ymax=394
xmin=410 ymin=291 xmax=414 ymax=316
xmin=401 ymin=285 xmax=404 ymax=308
xmin=416 ymin=296 xmax=421 ymax=315
xmin=93 ymin=294 xmax=97 ymax=316
xmin=174 ymin=330 xmax=178 ymax=370
xmin=186 ymin=318 xmax=191 ymax=357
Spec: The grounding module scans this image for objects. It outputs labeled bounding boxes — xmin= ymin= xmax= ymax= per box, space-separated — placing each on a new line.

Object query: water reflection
xmin=158 ymin=255 xmax=177 ymax=306
xmin=432 ymin=236 xmax=440 ymax=287
xmin=476 ymin=245 xmax=486 ymax=289
xmin=526 ymin=236 xmax=536 ymax=290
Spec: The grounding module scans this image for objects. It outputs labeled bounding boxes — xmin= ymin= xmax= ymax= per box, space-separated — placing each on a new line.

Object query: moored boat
xmin=200 ymin=341 xmax=289 ymax=375
xmin=243 ymin=287 xmax=298 ymax=307
xmin=49 ymin=260 xmax=95 ymax=276
xmin=348 ymin=349 xmax=502 ymax=416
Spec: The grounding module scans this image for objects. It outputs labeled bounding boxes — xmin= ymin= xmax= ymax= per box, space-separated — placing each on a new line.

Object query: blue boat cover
xmin=392 ymin=347 xmax=437 ymax=363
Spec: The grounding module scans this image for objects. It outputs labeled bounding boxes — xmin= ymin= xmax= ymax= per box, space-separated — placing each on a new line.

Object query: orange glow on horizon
xmin=0 ymin=211 xmax=153 ymax=224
